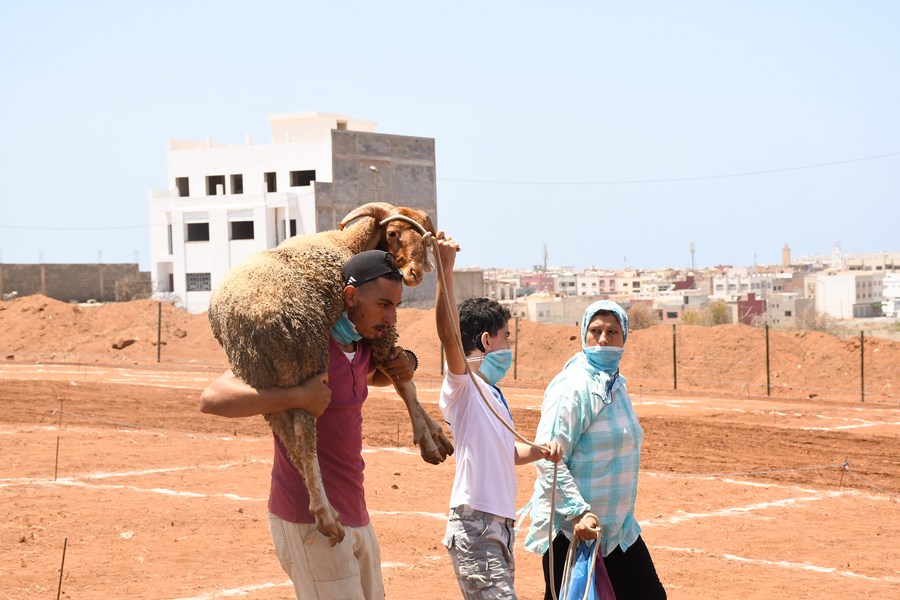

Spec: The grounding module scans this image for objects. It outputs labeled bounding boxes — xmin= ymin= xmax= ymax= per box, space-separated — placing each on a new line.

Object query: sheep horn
xmin=338 ymin=202 xmax=398 ymax=230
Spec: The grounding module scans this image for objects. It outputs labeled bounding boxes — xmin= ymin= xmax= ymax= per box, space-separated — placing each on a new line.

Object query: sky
xmin=1 ymin=1 xmax=898 ymax=272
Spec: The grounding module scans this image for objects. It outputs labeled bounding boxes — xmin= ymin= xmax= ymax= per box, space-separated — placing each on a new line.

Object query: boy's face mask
xmin=472 ymin=348 xmax=513 ymax=385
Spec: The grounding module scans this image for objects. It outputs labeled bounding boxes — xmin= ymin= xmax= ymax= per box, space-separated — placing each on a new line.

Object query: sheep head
xmin=339 ymin=202 xmax=436 ymax=288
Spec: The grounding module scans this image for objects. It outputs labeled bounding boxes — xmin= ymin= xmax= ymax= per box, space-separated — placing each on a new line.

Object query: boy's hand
xmin=540 ymin=440 xmax=563 ymax=463
xmin=434 ymin=230 xmax=460 ymax=271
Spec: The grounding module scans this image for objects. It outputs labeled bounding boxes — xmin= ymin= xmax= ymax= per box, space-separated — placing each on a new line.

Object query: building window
xmin=336 ymin=121 xmax=347 ymax=130
xmin=186 ymin=222 xmax=210 ymax=242
xmin=785 ymin=310 xmax=792 ymax=317
xmin=186 ymin=272 xmax=211 ymax=292
xmin=167 ymin=224 xmax=173 ymax=255
xmin=282 ymin=219 xmax=297 ymax=238
xmin=667 ymin=312 xmax=678 ymax=319
xmin=206 ymin=175 xmax=226 ymax=196
xmin=230 ymin=221 xmax=255 ymax=240
xmin=230 ymin=174 xmax=243 ymax=195
xmin=175 ymin=177 xmax=190 ymax=197
xmin=265 ymin=172 xmax=277 ymax=193
xmin=290 ymin=170 xmax=316 ymax=187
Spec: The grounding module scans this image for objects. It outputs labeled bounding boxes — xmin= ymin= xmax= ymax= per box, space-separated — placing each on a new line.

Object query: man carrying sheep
xmin=201 ymin=249 xmax=417 ymax=600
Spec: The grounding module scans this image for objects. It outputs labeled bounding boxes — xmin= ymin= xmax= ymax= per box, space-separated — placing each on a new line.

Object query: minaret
xmin=782 ymin=243 xmax=791 ymax=267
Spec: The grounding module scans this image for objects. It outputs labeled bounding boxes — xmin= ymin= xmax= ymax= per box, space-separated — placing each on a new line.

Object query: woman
xmin=524 ymin=300 xmax=666 ymax=600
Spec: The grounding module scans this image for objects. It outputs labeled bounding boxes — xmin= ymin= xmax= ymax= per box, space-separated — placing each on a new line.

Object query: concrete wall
xmin=314 ymin=129 xmax=438 ymax=308
xmin=0 ymin=264 xmax=150 ymax=303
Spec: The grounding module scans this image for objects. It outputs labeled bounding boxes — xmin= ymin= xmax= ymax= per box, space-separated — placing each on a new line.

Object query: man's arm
xmin=200 ymin=370 xmax=331 ymax=418
xmin=434 ymin=232 xmax=467 ymax=375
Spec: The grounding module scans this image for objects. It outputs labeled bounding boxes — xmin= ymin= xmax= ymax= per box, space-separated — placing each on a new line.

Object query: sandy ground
xmin=2 ymin=296 xmax=899 ymax=599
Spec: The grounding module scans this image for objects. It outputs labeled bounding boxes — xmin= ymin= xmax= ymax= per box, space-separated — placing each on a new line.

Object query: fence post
xmin=513 ymin=317 xmax=519 ymax=380
xmin=157 ymin=301 xmax=162 ymax=363
xmin=765 ymin=323 xmax=771 ymax=397
xmin=672 ymin=324 xmax=677 ymax=390
xmin=860 ymin=331 xmax=865 ymax=403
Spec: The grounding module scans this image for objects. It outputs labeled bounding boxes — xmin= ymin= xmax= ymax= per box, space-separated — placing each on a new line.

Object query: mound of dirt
xmin=1 ymin=295 xmax=897 ymax=400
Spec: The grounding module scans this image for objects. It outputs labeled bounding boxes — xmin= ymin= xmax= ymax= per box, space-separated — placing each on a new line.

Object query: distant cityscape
xmin=5 ymin=112 xmax=895 ymax=333
xmin=461 ymin=244 xmax=900 ymax=328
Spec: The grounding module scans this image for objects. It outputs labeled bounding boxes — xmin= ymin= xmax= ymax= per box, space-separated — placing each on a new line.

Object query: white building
xmin=149 ymin=112 xmax=437 ymax=313
xmin=711 ymin=269 xmax=776 ymax=301
xmin=815 ymin=271 xmax=884 ymax=319
xmin=882 ymin=273 xmax=900 ymax=318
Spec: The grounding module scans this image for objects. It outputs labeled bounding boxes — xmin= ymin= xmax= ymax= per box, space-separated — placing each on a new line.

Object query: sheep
xmin=208 ymin=201 xmax=453 ymax=545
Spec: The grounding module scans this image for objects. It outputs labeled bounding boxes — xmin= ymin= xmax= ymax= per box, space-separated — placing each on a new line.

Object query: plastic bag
xmin=563 ymin=540 xmax=599 ymax=600
xmin=593 ymin=549 xmax=616 ymax=600
xmin=561 ymin=539 xmax=616 ymax=600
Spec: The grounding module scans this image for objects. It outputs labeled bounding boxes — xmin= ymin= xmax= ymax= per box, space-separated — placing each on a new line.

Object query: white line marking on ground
xmin=171 ymin=580 xmax=292 ymax=599
xmin=655 ymin=546 xmax=900 ymax=583
xmin=801 ymin=421 xmax=900 ymax=431
xmin=370 ymin=510 xmax=447 ymax=521
xmin=169 ymin=560 xmax=441 ymax=600
xmin=641 ymin=491 xmax=853 ymax=527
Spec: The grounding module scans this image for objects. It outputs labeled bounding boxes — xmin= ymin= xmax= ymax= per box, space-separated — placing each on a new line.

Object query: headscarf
xmin=556 ymin=299 xmax=629 ymax=401
xmin=580 ymin=299 xmax=629 ymax=348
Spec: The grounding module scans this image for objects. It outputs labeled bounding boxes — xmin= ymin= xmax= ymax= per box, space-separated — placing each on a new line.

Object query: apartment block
xmin=148 ymin=112 xmax=437 ymax=313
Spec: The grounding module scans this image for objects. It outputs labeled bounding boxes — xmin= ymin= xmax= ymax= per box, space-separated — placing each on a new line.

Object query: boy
xmin=433 ymin=233 xmax=561 ymax=599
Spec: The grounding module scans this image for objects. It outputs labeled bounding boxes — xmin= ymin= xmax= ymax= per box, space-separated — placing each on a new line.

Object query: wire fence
xmin=1 ymin=302 xmax=897 ymax=405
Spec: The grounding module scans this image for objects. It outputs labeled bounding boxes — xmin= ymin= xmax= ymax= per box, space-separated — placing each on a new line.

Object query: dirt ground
xmin=2 ymin=296 xmax=899 ymax=599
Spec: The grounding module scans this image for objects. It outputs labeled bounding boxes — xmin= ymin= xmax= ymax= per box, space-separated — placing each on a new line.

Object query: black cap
xmin=342 ymin=250 xmax=401 ymax=287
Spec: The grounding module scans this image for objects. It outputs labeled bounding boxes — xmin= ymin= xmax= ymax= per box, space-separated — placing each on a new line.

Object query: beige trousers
xmin=269 ymin=513 xmax=385 ymax=600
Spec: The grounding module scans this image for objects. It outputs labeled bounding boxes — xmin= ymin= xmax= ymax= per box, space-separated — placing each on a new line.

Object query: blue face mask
xmin=472 ymin=348 xmax=513 ymax=385
xmin=331 ymin=311 xmax=362 ymax=345
xmin=583 ymin=346 xmax=623 ymax=374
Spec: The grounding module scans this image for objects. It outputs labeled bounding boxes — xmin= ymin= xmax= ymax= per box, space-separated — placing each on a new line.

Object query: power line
xmin=439 ymin=150 xmax=900 ymax=186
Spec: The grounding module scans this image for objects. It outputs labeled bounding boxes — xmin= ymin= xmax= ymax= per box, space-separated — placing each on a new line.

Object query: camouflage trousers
xmin=442 ymin=505 xmax=518 ymax=600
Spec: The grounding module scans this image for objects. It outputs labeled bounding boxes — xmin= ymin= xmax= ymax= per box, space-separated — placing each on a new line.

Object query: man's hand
xmin=292 ymin=373 xmax=332 ymax=417
xmin=381 ymin=346 xmax=415 ymax=384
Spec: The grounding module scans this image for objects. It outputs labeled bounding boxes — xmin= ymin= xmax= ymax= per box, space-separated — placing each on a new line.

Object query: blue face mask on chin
xmin=474 ymin=348 xmax=513 ymax=385
xmin=583 ymin=345 xmax=624 ymax=374
xmin=331 ymin=311 xmax=362 ymax=345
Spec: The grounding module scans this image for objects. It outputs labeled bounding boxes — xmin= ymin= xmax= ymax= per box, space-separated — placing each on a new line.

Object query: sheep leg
xmin=290 ymin=410 xmax=345 ymax=546
xmin=393 ymin=379 xmax=454 ymax=464
xmin=268 ymin=410 xmax=345 ymax=546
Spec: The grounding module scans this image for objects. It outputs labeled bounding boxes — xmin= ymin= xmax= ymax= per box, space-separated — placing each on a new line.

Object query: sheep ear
xmin=339 ymin=202 xmax=397 ymax=230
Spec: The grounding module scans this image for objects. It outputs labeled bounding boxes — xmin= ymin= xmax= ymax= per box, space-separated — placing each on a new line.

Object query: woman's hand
xmin=573 ymin=511 xmax=601 ymax=542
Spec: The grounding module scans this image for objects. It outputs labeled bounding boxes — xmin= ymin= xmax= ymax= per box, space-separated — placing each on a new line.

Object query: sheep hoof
xmin=315 ymin=513 xmax=345 ymax=546
xmin=415 ymin=429 xmax=454 ymax=465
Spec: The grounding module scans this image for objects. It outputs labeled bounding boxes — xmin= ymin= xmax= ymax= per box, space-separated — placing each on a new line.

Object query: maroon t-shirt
xmin=268 ymin=336 xmax=374 ymax=527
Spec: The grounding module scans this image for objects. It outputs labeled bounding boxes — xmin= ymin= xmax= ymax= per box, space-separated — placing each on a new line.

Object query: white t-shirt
xmin=439 ymin=370 xmax=517 ymax=519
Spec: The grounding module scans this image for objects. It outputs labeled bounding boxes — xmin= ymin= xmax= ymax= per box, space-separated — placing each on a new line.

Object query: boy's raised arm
xmin=434 ymin=232 xmax=467 ymax=375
